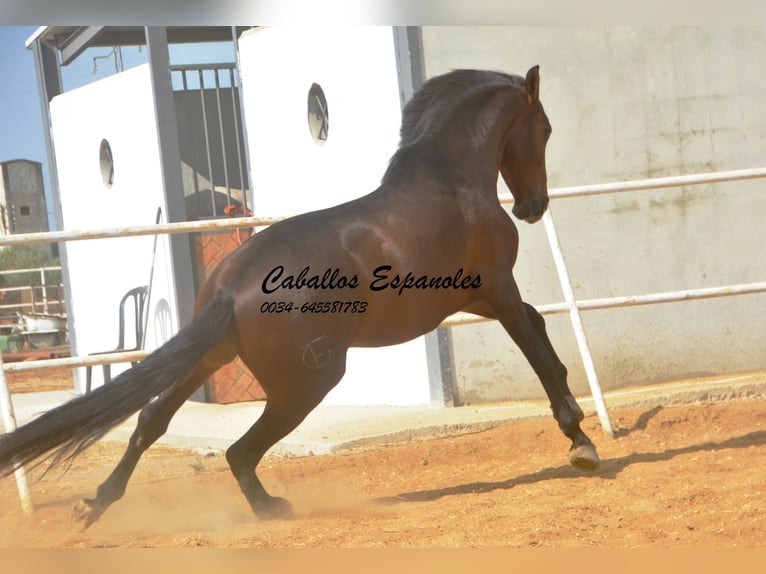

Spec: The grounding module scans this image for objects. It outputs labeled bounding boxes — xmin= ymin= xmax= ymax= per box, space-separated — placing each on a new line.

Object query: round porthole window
xmin=307 ymin=83 xmax=329 ymax=144
xmin=99 ymin=139 xmax=114 ymax=187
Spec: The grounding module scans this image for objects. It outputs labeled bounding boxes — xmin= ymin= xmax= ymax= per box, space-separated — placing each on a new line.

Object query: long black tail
xmin=0 ymin=288 xmax=236 ymax=477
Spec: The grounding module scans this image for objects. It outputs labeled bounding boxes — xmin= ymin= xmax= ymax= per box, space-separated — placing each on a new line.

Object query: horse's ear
xmin=525 ymin=65 xmax=540 ymax=103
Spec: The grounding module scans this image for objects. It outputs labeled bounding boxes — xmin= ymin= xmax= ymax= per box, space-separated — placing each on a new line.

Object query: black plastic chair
xmin=85 ymin=285 xmax=148 ymax=393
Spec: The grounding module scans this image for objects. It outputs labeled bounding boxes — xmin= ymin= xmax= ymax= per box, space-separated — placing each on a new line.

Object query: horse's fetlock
xmin=555 ymin=410 xmax=579 ymax=434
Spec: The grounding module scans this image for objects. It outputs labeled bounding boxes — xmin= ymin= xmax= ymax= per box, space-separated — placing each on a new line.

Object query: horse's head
xmin=500 ymin=66 xmax=552 ymax=224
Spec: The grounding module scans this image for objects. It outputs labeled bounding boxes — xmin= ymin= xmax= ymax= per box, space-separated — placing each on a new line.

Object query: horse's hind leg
xmin=72 ymin=356 xmax=227 ymax=529
xmin=225 ymin=356 xmax=346 ymax=520
xmin=523 ymin=302 xmax=584 ymax=422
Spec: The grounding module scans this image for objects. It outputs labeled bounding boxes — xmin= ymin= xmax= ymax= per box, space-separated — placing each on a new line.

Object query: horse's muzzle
xmin=512 ymin=197 xmax=549 ymax=223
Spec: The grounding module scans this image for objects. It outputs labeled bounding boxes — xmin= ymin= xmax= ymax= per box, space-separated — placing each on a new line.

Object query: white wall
xmin=237 ymin=27 xmax=432 ymax=406
xmin=422 ymin=27 xmax=766 ymax=403
xmin=50 ymin=64 xmax=179 ymax=392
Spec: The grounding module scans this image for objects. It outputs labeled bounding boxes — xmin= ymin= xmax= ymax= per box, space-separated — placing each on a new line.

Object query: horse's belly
xmin=348 ymin=298 xmax=456 ymax=348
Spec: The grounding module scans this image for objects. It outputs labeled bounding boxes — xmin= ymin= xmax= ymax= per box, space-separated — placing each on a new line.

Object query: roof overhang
xmin=26 ymin=26 xmax=252 ymax=66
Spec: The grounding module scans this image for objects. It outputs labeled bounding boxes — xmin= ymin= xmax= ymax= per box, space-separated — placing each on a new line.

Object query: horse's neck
xmin=476 ymin=85 xmax=523 ymax=139
xmin=440 ymin=85 xmax=524 ymax=187
xmin=384 ymin=84 xmax=524 ymax=193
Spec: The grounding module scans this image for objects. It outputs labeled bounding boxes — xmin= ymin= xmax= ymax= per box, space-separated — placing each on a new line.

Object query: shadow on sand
xmin=373 ymin=419 xmax=766 ymax=506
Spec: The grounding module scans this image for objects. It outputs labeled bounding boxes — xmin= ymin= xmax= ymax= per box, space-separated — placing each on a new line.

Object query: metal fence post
xmin=541 ymin=208 xmax=615 ymax=437
xmin=0 ymin=353 xmax=34 ymax=513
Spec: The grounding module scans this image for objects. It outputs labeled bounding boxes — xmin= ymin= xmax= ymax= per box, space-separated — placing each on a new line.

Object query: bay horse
xmin=0 ymin=66 xmax=600 ymax=529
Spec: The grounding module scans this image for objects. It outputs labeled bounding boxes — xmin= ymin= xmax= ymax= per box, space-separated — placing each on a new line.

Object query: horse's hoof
xmin=255 ymin=496 xmax=295 ymax=521
xmin=72 ymin=498 xmax=104 ymax=530
xmin=569 ymin=443 xmax=601 ymax=470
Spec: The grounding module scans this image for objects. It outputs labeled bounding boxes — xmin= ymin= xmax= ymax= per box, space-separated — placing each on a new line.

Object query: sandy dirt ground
xmin=1 ymin=368 xmax=765 ymax=548
xmin=3 ymin=365 xmax=74 ymax=394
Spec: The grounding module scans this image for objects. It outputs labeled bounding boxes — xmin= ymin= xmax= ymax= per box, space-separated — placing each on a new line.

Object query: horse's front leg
xmin=486 ymin=282 xmax=600 ymax=469
xmin=522 ymin=302 xmax=585 ymax=423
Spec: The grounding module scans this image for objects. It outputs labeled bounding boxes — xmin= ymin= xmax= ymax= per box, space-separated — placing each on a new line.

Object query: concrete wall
xmin=49 ymin=64 xmax=180 ymax=392
xmin=422 ymin=27 xmax=766 ymax=403
xmin=237 ymin=27 xmax=432 ymax=406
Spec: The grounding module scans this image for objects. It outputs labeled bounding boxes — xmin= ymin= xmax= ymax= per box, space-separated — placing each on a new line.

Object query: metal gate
xmin=171 ymin=63 xmax=250 ymax=220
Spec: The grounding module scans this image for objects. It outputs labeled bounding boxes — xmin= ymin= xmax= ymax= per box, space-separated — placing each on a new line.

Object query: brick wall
xmin=192 ymin=229 xmax=266 ymax=403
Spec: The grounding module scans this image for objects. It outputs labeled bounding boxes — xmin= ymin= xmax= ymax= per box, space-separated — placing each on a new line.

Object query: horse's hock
xmin=192 ymin=230 xmax=266 ymax=403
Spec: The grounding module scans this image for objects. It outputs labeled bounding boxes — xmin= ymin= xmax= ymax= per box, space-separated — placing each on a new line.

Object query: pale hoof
xmin=569 ymin=443 xmax=601 ymax=470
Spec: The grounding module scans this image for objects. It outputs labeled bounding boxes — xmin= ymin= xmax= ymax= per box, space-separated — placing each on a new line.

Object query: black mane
xmin=381 ymin=69 xmax=525 ymax=182
xmin=398 ymin=69 xmax=525 ymax=145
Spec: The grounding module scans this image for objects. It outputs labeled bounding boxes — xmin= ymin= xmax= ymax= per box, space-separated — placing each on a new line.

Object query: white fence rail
xmin=0 ymin=266 xmax=65 ymax=318
xmin=444 ymin=281 xmax=766 ymax=326
xmin=0 ymin=216 xmax=281 ymax=247
xmin=2 ymin=166 xmax=766 ymax=511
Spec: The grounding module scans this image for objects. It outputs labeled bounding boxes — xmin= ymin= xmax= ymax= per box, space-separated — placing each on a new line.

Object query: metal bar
xmin=140 ymin=208 xmax=163 ymax=350
xmin=214 ymin=68 xmax=233 ymax=207
xmin=181 ymin=69 xmax=204 ymax=220
xmin=59 ymin=26 xmax=106 ymax=66
xmin=2 ymin=350 xmax=149 ymax=373
xmin=198 ymin=69 xmax=217 ymax=218
xmin=146 ymin=26 xmax=197 ymax=332
xmin=392 ymin=26 xmax=426 ymax=107
xmin=31 ymin=35 xmax=77 ymax=361
xmin=0 ymin=353 xmax=34 ymax=513
xmin=574 ymin=281 xmax=766 ymax=311
xmin=550 ymin=166 xmax=766 ymax=199
xmin=40 ymin=268 xmax=48 ymax=313
xmin=0 ymin=266 xmax=62 ymax=276
xmin=170 ymin=63 xmax=237 ymax=72
xmin=1 ymin=285 xmax=63 ymax=295
xmin=228 ymin=67 xmax=248 ymax=211
xmin=0 ymin=216 xmax=280 ymax=247
xmin=499 ymin=166 xmax=766 ymax=206
xmin=541 ymin=208 xmax=614 ymax=436
xmin=230 ymin=28 xmax=256 ymax=214
xmin=442 ymin=280 xmax=766 ymax=326
xmin=0 ymin=286 xmax=60 ymax=301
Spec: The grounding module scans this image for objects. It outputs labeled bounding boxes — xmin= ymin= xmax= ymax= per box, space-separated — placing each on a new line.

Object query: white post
xmin=0 ymin=354 xmax=34 ymax=513
xmin=541 ymin=207 xmax=615 ymax=437
xmin=40 ymin=267 xmax=49 ymax=313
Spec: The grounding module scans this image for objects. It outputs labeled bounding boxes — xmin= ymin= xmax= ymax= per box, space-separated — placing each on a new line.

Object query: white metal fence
xmin=2 ymin=165 xmax=766 ymax=511
xmin=0 ymin=266 xmax=65 ymax=321
xmin=445 ymin=166 xmax=766 ymax=436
